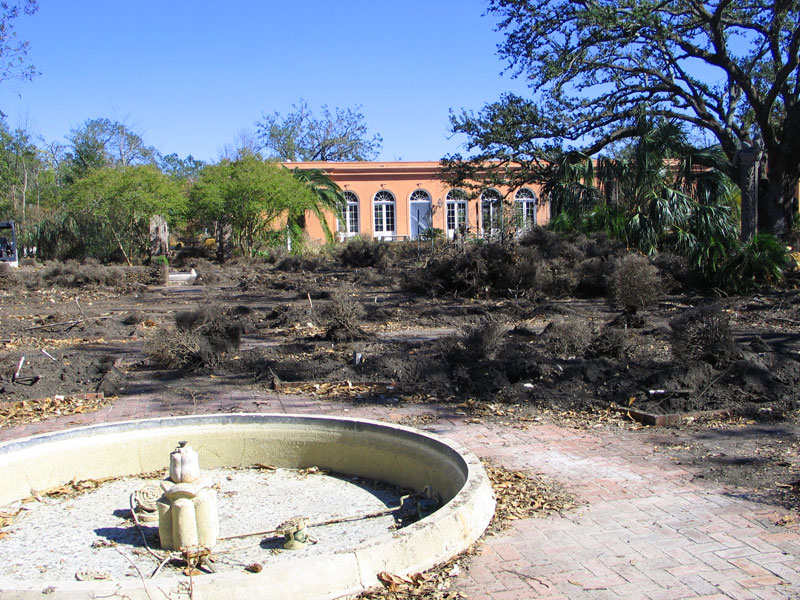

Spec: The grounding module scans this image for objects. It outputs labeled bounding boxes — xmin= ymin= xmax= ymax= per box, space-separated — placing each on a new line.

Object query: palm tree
xmin=285 ymin=167 xmax=346 ymax=251
xmin=549 ymin=117 xmax=739 ymax=261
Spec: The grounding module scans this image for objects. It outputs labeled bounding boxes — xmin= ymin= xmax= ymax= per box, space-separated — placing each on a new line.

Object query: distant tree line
xmin=0 ymin=115 xmax=354 ymax=263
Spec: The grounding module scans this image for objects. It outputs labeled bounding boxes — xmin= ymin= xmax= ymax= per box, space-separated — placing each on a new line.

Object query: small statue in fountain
xmin=156 ymin=441 xmax=219 ymax=551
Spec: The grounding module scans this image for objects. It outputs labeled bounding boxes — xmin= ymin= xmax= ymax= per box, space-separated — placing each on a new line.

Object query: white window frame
xmin=373 ymin=190 xmax=396 ymax=239
xmin=445 ymin=189 xmax=468 ymax=239
xmin=481 ymin=188 xmax=503 ymax=239
xmin=515 ymin=187 xmax=538 ymax=231
xmin=340 ymin=190 xmax=360 ymax=238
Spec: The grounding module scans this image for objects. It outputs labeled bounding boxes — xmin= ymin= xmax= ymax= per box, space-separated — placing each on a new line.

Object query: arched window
xmin=409 ymin=189 xmax=432 ymax=239
xmin=373 ymin=190 xmax=396 ymax=238
xmin=481 ymin=188 xmax=502 ymax=239
xmin=340 ymin=191 xmax=359 ymax=237
xmin=515 ymin=188 xmax=538 ymax=230
xmin=445 ymin=189 xmax=468 ymax=239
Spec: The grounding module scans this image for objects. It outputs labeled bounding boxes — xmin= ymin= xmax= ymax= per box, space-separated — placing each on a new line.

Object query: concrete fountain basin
xmin=0 ymin=414 xmax=495 ymax=600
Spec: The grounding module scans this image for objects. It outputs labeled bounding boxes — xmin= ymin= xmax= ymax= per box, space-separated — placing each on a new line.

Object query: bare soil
xmin=1 ymin=247 xmax=799 ymax=514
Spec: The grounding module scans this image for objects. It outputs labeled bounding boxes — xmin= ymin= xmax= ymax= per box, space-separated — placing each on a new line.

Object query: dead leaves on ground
xmin=362 ymin=559 xmax=467 ymax=599
xmin=1 ymin=337 xmax=91 ymax=351
xmin=0 ymin=394 xmax=110 ymax=428
xmin=1 ymin=476 xmax=116 ymax=532
xmin=276 ymin=380 xmax=408 ymax=402
xmin=23 ymin=476 xmax=119 ymax=510
xmin=485 ymin=462 xmax=576 ymax=531
xmin=360 ymin=462 xmax=575 ymax=599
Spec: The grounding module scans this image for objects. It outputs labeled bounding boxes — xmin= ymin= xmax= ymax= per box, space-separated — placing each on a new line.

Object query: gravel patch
xmin=0 ymin=468 xmax=405 ymax=582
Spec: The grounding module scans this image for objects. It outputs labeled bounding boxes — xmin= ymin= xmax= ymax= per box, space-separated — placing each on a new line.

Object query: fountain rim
xmin=0 ymin=413 xmax=496 ymax=600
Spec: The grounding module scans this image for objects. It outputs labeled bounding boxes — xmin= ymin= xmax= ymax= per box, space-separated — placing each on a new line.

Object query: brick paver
xmin=1 ymin=390 xmax=798 ymax=599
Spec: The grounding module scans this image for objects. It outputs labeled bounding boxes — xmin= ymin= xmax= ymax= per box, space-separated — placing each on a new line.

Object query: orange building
xmin=289 ymin=161 xmax=550 ymax=243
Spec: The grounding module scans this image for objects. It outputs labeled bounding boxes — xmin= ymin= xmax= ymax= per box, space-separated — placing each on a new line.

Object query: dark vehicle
xmin=0 ymin=221 xmax=18 ymax=268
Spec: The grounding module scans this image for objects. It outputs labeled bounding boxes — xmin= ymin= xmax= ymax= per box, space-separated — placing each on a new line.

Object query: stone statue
xmin=156 ymin=441 xmax=219 ymax=551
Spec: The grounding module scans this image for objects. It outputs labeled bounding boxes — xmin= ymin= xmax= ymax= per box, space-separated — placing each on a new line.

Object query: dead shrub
xmin=266 ymin=304 xmax=314 ymax=328
xmin=0 ymin=263 xmax=19 ymax=289
xmin=354 ymin=267 xmax=386 ymax=287
xmin=275 ymin=255 xmax=322 ymax=272
xmin=122 ymin=311 xmax=145 ymax=326
xmin=322 ymin=294 xmax=366 ymax=342
xmin=176 ymin=306 xmax=241 ymax=352
xmin=408 ymin=243 xmax=536 ymax=298
xmin=147 ymin=261 xmax=169 ymax=285
xmin=41 ymin=260 xmax=127 ymax=288
xmin=238 ymin=271 xmax=272 ymax=291
xmin=519 ymin=227 xmax=584 ymax=262
xmin=172 ymin=243 xmax=215 ymax=266
xmin=338 ymin=238 xmax=389 ymax=269
xmin=583 ymin=232 xmax=627 ymax=259
xmin=669 ymin=303 xmax=740 ymax=368
xmin=586 ymin=328 xmax=629 ymax=358
xmin=193 ymin=267 xmax=223 ymax=285
xmin=575 ymin=257 xmax=608 ymax=297
xmin=18 ymin=268 xmax=43 ymax=290
xmin=145 ymin=305 xmax=242 ymax=369
xmin=144 ymin=328 xmax=210 ymax=369
xmin=441 ymin=317 xmax=504 ymax=364
xmin=607 ymin=253 xmax=662 ymax=310
xmin=461 ymin=317 xmax=504 ymax=362
xmin=539 ymin=317 xmax=593 ymax=359
xmin=534 ymin=257 xmax=578 ymax=297
xmin=653 ymin=252 xmax=690 ymax=293
xmin=181 ymin=257 xmax=222 ymax=285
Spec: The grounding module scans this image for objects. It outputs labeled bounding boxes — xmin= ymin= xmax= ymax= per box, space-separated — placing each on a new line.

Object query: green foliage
xmin=0 ymin=1 xmax=38 ymax=86
xmin=535 ymin=119 xmax=753 ymax=293
xmin=67 ymin=164 xmax=185 ymax=263
xmin=418 ymin=227 xmax=444 ymax=242
xmin=256 ymin=99 xmax=382 ymax=162
xmin=159 ymin=153 xmax=206 ymax=183
xmin=25 ymin=211 xmax=117 ymax=262
xmin=0 ymin=116 xmax=50 ymax=227
xmin=721 ymin=234 xmax=788 ymax=292
xmin=547 ymin=211 xmax=574 ymax=233
xmin=189 ymin=156 xmax=317 ymax=257
xmin=478 ymin=0 xmax=800 ymax=235
xmin=65 ymin=118 xmax=157 ymax=181
xmin=288 ymin=167 xmax=346 ymax=250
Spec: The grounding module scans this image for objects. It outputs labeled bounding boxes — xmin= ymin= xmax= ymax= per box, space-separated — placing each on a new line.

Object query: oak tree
xmin=256 ymin=100 xmax=382 ymax=162
xmin=457 ymin=0 xmax=800 ymax=236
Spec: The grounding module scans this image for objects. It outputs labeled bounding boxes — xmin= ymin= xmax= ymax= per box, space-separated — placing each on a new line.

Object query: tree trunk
xmin=21 ymin=165 xmax=27 ymax=225
xmin=758 ymin=155 xmax=791 ymax=238
xmin=736 ymin=147 xmax=761 ymax=242
xmin=215 ymin=220 xmax=231 ymax=263
xmin=149 ymin=215 xmax=169 ymax=257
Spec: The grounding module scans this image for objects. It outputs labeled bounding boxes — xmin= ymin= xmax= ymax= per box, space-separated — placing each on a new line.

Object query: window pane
xmin=385 ymin=203 xmax=395 ymax=232
xmin=349 ymin=205 xmax=359 ymax=233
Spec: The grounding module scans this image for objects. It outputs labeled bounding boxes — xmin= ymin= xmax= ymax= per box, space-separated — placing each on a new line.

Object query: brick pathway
xmin=1 ymin=390 xmax=798 ymax=599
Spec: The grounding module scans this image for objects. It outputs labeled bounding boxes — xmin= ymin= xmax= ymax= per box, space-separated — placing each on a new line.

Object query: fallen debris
xmin=0 ymin=393 xmax=109 ymax=429
xmin=357 ymin=462 xmax=576 ymax=599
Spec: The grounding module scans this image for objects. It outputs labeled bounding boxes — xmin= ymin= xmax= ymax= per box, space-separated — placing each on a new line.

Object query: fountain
xmin=156 ymin=441 xmax=219 ymax=551
xmin=0 ymin=414 xmax=495 ymax=599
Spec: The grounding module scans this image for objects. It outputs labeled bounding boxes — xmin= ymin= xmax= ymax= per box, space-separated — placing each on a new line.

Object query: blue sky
xmin=0 ymin=1 xmax=532 ymax=163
